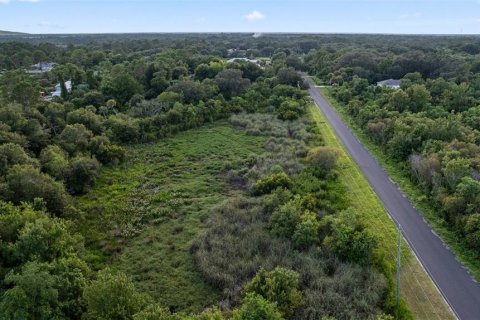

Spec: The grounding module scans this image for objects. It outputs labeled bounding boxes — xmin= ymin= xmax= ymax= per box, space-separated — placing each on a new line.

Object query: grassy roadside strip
xmin=320 ymin=87 xmax=480 ymax=281
xmin=309 ymin=103 xmax=456 ymax=320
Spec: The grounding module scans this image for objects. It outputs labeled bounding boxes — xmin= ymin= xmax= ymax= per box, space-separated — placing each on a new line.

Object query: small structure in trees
xmin=377 ymin=79 xmax=402 ymax=90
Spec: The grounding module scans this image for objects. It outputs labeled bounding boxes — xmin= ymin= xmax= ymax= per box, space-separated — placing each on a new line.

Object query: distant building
xmin=51 ymin=80 xmax=72 ymax=97
xmin=227 ymin=57 xmax=260 ymax=66
xmin=30 ymin=62 xmax=56 ymax=73
xmin=377 ymin=79 xmax=402 ymax=90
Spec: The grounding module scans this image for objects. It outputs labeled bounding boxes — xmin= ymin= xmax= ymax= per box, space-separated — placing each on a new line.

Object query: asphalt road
xmin=306 ymin=79 xmax=480 ymax=320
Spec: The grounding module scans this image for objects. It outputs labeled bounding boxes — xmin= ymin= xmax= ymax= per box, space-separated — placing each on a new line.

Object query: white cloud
xmin=244 ymin=10 xmax=265 ymax=21
xmin=0 ymin=0 xmax=10 ymax=3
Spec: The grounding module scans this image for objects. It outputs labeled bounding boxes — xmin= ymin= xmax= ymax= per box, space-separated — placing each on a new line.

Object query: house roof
xmin=377 ymin=79 xmax=402 ymax=87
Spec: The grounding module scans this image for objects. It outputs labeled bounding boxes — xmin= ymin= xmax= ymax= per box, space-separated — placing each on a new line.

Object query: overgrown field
xmin=75 ymin=122 xmax=266 ymax=312
xmin=75 ymin=112 xmax=397 ymax=319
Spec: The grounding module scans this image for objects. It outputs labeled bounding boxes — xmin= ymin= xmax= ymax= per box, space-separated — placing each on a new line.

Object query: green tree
xmin=102 ymin=73 xmax=143 ymax=107
xmin=14 ymin=216 xmax=77 ymax=263
xmin=464 ymin=214 xmax=480 ymax=251
xmin=58 ymin=124 xmax=93 ymax=156
xmin=66 ymin=156 xmax=100 ymax=194
xmin=406 ymin=84 xmax=431 ymax=112
xmin=0 ymin=143 xmax=38 ymax=175
xmin=3 ymin=165 xmax=69 ymax=215
xmin=39 ymin=145 xmax=69 ymax=180
xmin=105 ymin=115 xmax=140 ymax=143
xmin=214 ymin=69 xmax=250 ymax=99
xmin=276 ymin=67 xmax=303 ymax=87
xmin=0 ymin=262 xmax=61 ymax=320
xmin=66 ymin=107 xmax=104 ymax=135
xmin=83 ymin=269 xmax=150 ymax=320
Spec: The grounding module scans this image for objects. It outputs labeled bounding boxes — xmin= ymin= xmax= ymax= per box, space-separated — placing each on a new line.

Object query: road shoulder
xmin=309 ymin=102 xmax=456 ymax=320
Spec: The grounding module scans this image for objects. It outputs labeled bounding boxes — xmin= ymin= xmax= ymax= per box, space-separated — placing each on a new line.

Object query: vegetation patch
xmin=75 ymin=123 xmax=266 ymax=312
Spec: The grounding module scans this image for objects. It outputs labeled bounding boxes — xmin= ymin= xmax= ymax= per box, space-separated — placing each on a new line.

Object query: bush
xmin=292 ymin=210 xmax=320 ymax=249
xmin=83 ymin=269 xmax=150 ymax=320
xmin=66 ymin=156 xmax=100 ymax=194
xmin=0 ymin=143 xmax=38 ymax=175
xmin=322 ymin=209 xmax=377 ymax=265
xmin=306 ymin=147 xmax=339 ymax=176
xmin=39 ymin=145 xmax=69 ymax=180
xmin=464 ymin=214 xmax=480 ymax=251
xmin=277 ymin=100 xmax=304 ymax=121
xmin=89 ymin=135 xmax=126 ymax=165
xmin=269 ymin=197 xmax=303 ymax=238
xmin=255 ymin=173 xmax=292 ymax=195
xmin=106 ymin=115 xmax=140 ymax=144
xmin=58 ymin=124 xmax=93 ymax=156
xmin=233 ymin=293 xmax=283 ymax=320
xmin=245 ymin=267 xmax=303 ymax=318
xmin=3 ymin=165 xmax=69 ymax=215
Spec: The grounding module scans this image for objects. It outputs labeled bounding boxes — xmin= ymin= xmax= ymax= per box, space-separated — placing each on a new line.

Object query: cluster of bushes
xmin=330 ymin=73 xmax=480 ymax=255
xmin=193 ymin=114 xmax=395 ymax=319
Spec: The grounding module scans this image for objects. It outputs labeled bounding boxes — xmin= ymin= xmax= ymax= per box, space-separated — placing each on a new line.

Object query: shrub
xmin=322 ymin=209 xmax=377 ymax=265
xmin=39 ymin=145 xmax=69 ymax=180
xmin=233 ymin=293 xmax=283 ymax=320
xmin=255 ymin=173 xmax=292 ymax=195
xmin=83 ymin=269 xmax=150 ymax=320
xmin=66 ymin=156 xmax=100 ymax=194
xmin=292 ymin=210 xmax=320 ymax=249
xmin=464 ymin=214 xmax=480 ymax=251
xmin=277 ymin=100 xmax=304 ymax=121
xmin=306 ymin=147 xmax=339 ymax=176
xmin=269 ymin=197 xmax=303 ymax=238
xmin=0 ymin=143 xmax=38 ymax=175
xmin=3 ymin=165 xmax=69 ymax=215
xmin=245 ymin=268 xmax=303 ymax=317
xmin=133 ymin=304 xmax=182 ymax=320
xmin=106 ymin=115 xmax=140 ymax=144
xmin=58 ymin=124 xmax=93 ymax=156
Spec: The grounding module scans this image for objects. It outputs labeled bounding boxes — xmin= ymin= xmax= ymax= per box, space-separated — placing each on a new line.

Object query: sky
xmin=0 ymin=0 xmax=480 ymax=35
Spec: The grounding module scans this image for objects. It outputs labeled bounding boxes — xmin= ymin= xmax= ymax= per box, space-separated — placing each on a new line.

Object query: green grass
xmin=75 ymin=122 xmax=267 ymax=313
xmin=309 ymin=102 xmax=455 ymax=320
xmin=320 ymin=87 xmax=480 ymax=281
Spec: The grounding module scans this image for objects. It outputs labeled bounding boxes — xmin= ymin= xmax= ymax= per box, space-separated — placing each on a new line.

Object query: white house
xmin=51 ymin=80 xmax=72 ymax=97
xmin=31 ymin=62 xmax=56 ymax=72
xmin=227 ymin=57 xmax=260 ymax=66
xmin=377 ymin=79 xmax=402 ymax=90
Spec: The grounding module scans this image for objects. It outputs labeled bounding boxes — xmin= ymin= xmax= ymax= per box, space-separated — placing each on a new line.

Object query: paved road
xmin=306 ymin=78 xmax=480 ymax=320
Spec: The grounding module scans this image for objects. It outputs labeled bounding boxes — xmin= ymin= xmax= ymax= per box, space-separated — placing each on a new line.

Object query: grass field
xmin=309 ymin=102 xmax=455 ymax=320
xmin=75 ymin=122 xmax=266 ymax=313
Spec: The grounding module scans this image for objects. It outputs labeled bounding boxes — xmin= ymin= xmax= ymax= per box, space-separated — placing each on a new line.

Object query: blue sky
xmin=1 ymin=0 xmax=479 ymax=34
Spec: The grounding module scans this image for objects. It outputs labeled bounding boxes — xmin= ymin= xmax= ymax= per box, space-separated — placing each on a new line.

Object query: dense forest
xmin=1 ymin=32 xmax=479 ymax=319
